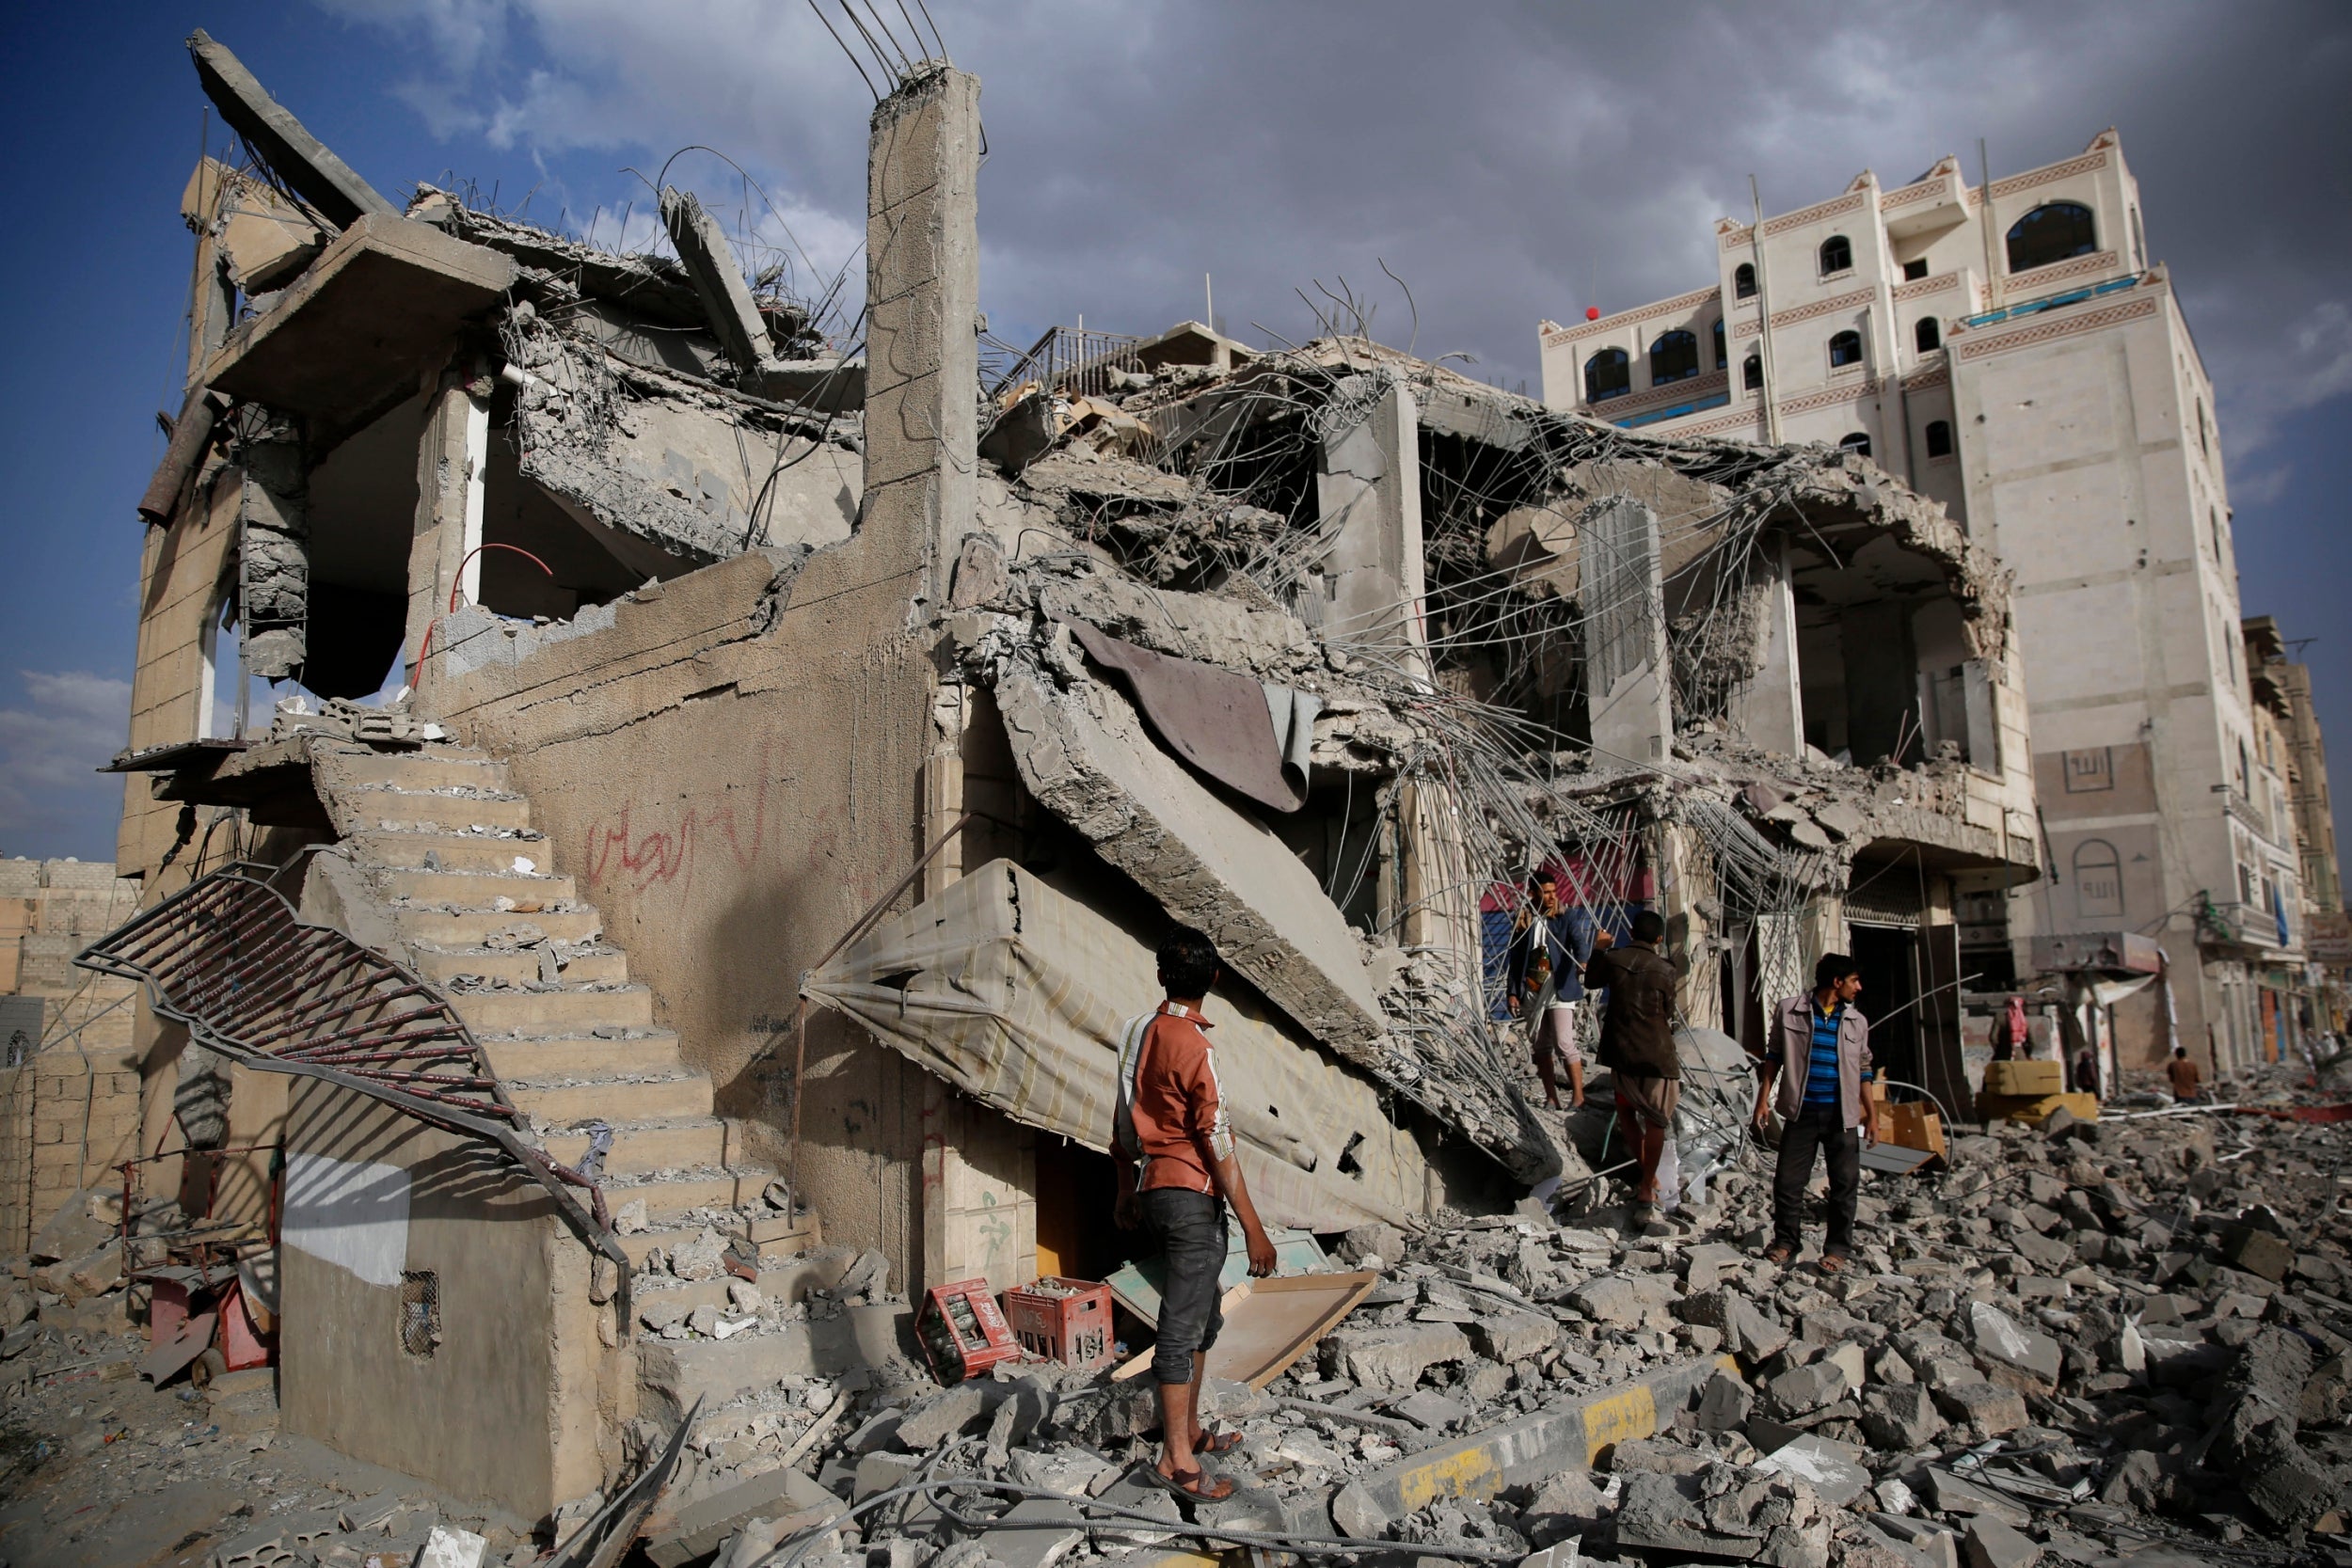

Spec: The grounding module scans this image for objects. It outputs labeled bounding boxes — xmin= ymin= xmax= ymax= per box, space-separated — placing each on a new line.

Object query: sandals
xmin=1192 ymin=1428 xmax=1243 ymax=1455
xmin=1762 ymin=1243 xmax=1795 ymax=1265
xmin=1817 ymin=1252 xmax=1850 ymax=1275
xmin=1144 ymin=1465 xmax=1236 ymax=1502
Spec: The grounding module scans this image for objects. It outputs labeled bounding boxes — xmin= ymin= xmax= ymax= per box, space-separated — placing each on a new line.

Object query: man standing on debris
xmin=1756 ymin=954 xmax=1877 ymax=1270
xmin=2166 ymin=1044 xmax=2203 ymax=1103
xmin=1580 ymin=909 xmax=1679 ymax=1227
xmin=1112 ymin=925 xmax=1279 ymax=1502
xmin=1506 ymin=869 xmax=1590 ymax=1110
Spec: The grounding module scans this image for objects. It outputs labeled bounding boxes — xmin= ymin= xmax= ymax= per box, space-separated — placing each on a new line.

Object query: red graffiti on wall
xmin=583 ymin=768 xmax=775 ymax=897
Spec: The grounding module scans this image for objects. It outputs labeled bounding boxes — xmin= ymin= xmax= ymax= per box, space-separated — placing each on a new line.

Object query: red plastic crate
xmin=1002 ymin=1276 xmax=1113 ymax=1370
xmin=917 ymin=1278 xmax=1021 ymax=1383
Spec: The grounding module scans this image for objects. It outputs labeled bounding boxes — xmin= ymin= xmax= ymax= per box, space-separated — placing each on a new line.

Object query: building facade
xmin=2246 ymin=616 xmax=2346 ymax=1050
xmin=1537 ymin=130 xmax=2296 ymax=1071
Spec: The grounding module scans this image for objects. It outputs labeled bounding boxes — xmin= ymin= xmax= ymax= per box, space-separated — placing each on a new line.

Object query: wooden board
xmin=1110 ymin=1270 xmax=1378 ymax=1389
xmin=1106 ymin=1227 xmax=1329 ymax=1326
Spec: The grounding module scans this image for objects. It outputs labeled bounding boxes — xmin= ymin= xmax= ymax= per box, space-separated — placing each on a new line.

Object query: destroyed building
xmin=86 ymin=33 xmax=2043 ymax=1522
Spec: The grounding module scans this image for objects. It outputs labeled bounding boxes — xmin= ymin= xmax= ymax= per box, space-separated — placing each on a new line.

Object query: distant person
xmin=1989 ymin=994 xmax=2028 ymax=1061
xmin=1579 ymin=910 xmax=1678 ymax=1227
xmin=2072 ymin=1044 xmax=2101 ymax=1101
xmin=1506 ymin=870 xmax=1591 ymax=1110
xmin=2165 ymin=1045 xmax=2202 ymax=1104
xmin=1111 ymin=925 xmax=1277 ymax=1502
xmin=1755 ymin=954 xmax=1879 ymax=1273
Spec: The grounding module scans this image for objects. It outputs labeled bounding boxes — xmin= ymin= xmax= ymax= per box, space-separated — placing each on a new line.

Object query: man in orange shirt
xmin=1113 ymin=926 xmax=1278 ymax=1501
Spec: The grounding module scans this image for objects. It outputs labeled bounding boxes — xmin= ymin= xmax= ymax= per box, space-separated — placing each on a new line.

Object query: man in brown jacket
xmin=1580 ymin=909 xmax=1679 ymax=1227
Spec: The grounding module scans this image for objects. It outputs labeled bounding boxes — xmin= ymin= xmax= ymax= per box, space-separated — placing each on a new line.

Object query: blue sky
xmin=5 ymin=2 xmax=2349 ymax=872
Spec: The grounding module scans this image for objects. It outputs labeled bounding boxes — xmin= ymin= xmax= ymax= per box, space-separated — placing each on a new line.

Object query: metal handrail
xmin=75 ymin=862 xmax=632 ymax=1335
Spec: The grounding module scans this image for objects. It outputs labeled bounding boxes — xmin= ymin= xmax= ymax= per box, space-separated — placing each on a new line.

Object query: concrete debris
xmin=74 ymin=29 xmax=2352 ymax=1568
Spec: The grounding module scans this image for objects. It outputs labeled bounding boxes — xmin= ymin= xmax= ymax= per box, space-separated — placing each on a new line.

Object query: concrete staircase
xmin=307 ymin=741 xmax=776 ymax=1274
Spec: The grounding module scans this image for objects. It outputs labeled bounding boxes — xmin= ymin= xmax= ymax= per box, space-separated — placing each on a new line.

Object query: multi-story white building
xmin=1536 ymin=130 xmax=2299 ymax=1071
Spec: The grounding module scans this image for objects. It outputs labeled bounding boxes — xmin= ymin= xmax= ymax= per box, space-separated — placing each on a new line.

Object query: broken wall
xmin=119 ymin=467 xmax=241 ymax=881
xmin=277 ymin=1079 xmax=624 ymax=1518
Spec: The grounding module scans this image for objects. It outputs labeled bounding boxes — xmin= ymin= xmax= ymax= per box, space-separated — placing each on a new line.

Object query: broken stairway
xmin=303 ymin=739 xmax=813 ymax=1314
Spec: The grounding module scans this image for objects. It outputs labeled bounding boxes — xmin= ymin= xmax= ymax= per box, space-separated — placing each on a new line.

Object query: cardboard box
xmin=1984 ymin=1059 xmax=2064 ymax=1097
xmin=1883 ymin=1101 xmax=1947 ymax=1162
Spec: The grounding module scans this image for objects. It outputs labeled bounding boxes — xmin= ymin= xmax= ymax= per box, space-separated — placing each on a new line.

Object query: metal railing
xmin=74 ymin=862 xmax=632 ymax=1330
xmin=987 ymin=325 xmax=1144 ymax=403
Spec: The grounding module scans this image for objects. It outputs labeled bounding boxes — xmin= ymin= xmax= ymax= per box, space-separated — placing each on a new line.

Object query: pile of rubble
xmin=640 ymin=1096 xmax=2348 ymax=1568
xmin=6 ymin=1090 xmax=2347 ymax=1568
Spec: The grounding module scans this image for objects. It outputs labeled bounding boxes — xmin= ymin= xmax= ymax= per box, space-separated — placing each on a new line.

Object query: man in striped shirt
xmin=1755 ymin=954 xmax=1877 ymax=1270
xmin=1112 ymin=926 xmax=1277 ymax=1501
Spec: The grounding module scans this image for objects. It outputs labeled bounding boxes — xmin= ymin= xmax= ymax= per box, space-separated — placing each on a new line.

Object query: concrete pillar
xmin=1727 ymin=542 xmax=1804 ymax=755
xmin=1314 ymin=384 xmax=1475 ymax=960
xmin=862 ymin=65 xmax=981 ymax=610
xmin=1314 ymin=381 xmax=1426 ymax=650
xmin=1584 ymin=498 xmax=1673 ymax=764
xmin=237 ymin=410 xmax=309 ymax=682
xmin=405 ymin=373 xmax=490 ymax=691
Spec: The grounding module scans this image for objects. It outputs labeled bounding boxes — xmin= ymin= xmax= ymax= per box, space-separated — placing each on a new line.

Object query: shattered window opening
xmin=1583 ymin=348 xmax=1629 ymax=403
xmin=1648 ymin=329 xmax=1700 ymax=387
xmin=400 ymin=1271 xmax=440 ymax=1358
xmin=1819 ymin=234 xmax=1853 ymax=276
xmin=1829 ymin=329 xmax=1864 ymax=370
xmin=2007 ymin=200 xmax=2098 ymax=273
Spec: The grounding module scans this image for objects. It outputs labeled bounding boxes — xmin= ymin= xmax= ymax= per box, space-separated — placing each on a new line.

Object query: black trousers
xmin=1143 ymin=1187 xmax=1227 ymax=1386
xmin=1772 ymin=1103 xmax=1860 ymax=1257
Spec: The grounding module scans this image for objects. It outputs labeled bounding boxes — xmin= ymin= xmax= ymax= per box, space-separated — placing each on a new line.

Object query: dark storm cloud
xmin=334 ymin=1 xmax=2352 ymax=494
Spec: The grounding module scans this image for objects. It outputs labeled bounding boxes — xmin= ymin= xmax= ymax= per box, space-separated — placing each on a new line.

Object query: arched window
xmin=1828 ymin=329 xmax=1863 ymax=369
xmin=1742 ymin=351 xmax=1763 ymax=390
xmin=1820 ymin=234 xmax=1853 ymax=275
xmin=2072 ymin=839 xmax=2124 ymax=918
xmin=1584 ymin=347 xmax=1629 ymax=403
xmin=1915 ymin=316 xmax=1941 ymax=353
xmin=1734 ymin=261 xmax=1756 ymax=300
xmin=1712 ymin=317 xmax=1726 ymax=370
xmin=2006 ymin=201 xmax=2097 ymax=273
xmin=1924 ymin=420 xmax=1954 ymax=459
xmin=1649 ymin=329 xmax=1700 ymax=386
xmin=1838 ymin=431 xmax=1872 ymax=457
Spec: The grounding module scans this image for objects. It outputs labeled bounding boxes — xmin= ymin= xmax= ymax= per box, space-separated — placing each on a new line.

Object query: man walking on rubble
xmin=2166 ymin=1044 xmax=2203 ymax=1104
xmin=1506 ymin=869 xmax=1590 ymax=1111
xmin=1580 ymin=910 xmax=1680 ymax=1229
xmin=1112 ymin=925 xmax=1279 ymax=1502
xmin=1756 ymin=955 xmax=1878 ymax=1271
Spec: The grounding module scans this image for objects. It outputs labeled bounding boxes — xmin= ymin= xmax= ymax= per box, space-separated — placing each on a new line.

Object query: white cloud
xmin=0 ymin=670 xmax=133 ymax=855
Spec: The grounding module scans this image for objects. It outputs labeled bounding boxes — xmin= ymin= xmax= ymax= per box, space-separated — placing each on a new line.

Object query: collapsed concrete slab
xmin=804 ymin=859 xmax=1431 ymax=1232
xmin=990 ymin=651 xmax=1557 ymax=1180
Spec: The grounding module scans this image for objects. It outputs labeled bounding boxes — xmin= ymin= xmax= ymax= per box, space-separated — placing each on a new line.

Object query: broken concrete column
xmin=238 ymin=409 xmax=309 ymax=680
xmin=1582 ymin=497 xmax=1673 ymax=764
xmin=1314 ymin=380 xmax=1426 ymax=649
xmin=660 ymin=186 xmax=780 ymax=379
xmin=405 ymin=372 xmax=490 ymax=687
xmin=1726 ymin=540 xmax=1804 ymax=755
xmin=861 ymin=63 xmax=980 ymax=610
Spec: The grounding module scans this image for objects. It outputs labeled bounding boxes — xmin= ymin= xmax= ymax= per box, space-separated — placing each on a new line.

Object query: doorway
xmin=1851 ymin=922 xmax=1922 ymax=1094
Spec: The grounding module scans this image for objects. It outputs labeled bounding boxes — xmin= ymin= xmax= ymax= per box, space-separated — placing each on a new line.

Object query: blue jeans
xmin=1143 ymin=1187 xmax=1227 ymax=1386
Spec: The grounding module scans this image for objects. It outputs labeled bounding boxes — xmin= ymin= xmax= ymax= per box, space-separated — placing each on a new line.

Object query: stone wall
xmin=0 ymin=860 xmax=143 ymax=1254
